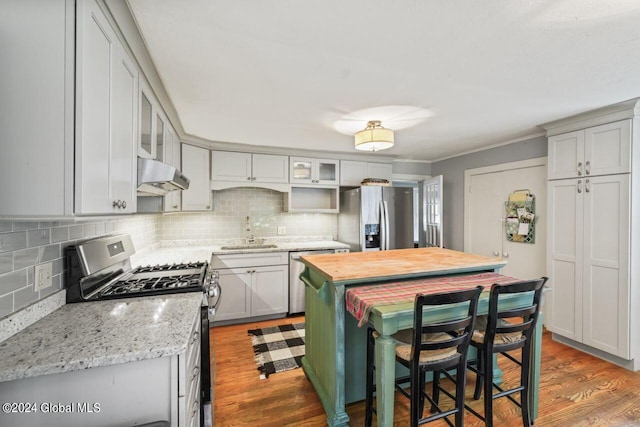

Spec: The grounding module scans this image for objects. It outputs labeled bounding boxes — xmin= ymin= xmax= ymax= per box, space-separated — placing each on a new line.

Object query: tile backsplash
xmin=0 ymin=215 xmax=160 ymax=319
xmin=0 ymin=187 xmax=338 ymax=320
xmin=160 ymin=188 xmax=337 ymax=241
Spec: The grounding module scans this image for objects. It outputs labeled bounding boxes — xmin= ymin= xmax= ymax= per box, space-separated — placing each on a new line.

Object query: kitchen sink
xmin=220 ymin=244 xmax=278 ymax=250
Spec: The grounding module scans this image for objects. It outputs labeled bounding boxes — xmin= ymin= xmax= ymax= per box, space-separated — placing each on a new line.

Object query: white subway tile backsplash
xmin=27 ymin=229 xmax=50 ymax=248
xmin=13 ymin=248 xmax=39 ymax=270
xmin=0 ymin=231 xmax=27 ymax=254
xmin=69 ymin=225 xmax=84 ymax=239
xmin=2 ymin=189 xmax=334 ymax=320
xmin=14 ymin=285 xmax=38 ymax=311
xmin=51 ymin=227 xmax=69 ymax=243
xmin=0 ymin=254 xmax=12 ymax=275
xmin=0 ymin=270 xmax=28 ymax=293
xmin=13 ymin=222 xmax=39 ymax=231
xmin=0 ymin=215 xmax=160 ymax=320
xmin=40 ymin=244 xmax=61 ymax=263
xmin=0 ymin=294 xmax=11 ymax=318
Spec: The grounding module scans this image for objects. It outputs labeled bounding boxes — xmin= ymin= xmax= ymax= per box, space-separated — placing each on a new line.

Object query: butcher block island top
xmin=300 ymin=247 xmax=506 ymax=284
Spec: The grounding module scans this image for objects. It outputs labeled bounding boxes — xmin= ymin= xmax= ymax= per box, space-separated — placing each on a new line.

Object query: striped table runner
xmin=345 ymin=272 xmax=521 ymax=327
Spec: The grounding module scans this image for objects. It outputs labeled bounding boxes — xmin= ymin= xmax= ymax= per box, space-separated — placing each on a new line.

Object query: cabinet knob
xmin=577 ymin=179 xmax=583 ymax=193
xmin=585 ymin=179 xmax=590 ymax=193
xmin=122 ymin=200 xmax=126 ymax=209
xmin=492 ymin=251 xmax=500 ymax=256
xmin=173 ymin=205 xmax=179 ymax=209
xmin=112 ymin=200 xmax=123 ymax=208
xmin=206 ymin=205 xmax=211 ymax=209
xmin=577 ymin=162 xmax=583 ymax=176
xmin=247 ymin=177 xmax=251 ymax=181
xmin=502 ymin=252 xmax=509 ymax=258
xmin=585 ymin=160 xmax=591 ymax=175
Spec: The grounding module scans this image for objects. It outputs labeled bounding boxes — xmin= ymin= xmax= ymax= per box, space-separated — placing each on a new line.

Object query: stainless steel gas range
xmin=65 ymin=234 xmax=217 ymax=427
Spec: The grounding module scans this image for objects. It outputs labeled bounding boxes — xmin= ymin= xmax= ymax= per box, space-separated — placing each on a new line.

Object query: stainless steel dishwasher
xmin=289 ymin=249 xmax=349 ymax=313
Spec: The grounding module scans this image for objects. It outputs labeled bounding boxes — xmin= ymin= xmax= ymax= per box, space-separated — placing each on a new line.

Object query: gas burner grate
xmin=99 ymin=273 xmax=203 ymax=297
xmin=133 ymin=262 xmax=206 ymax=273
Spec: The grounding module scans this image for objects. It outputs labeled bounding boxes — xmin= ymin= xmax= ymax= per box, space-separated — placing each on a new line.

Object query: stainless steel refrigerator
xmin=338 ymin=186 xmax=418 ymax=252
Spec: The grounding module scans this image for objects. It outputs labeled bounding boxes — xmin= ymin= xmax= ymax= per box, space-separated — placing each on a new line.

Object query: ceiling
xmin=127 ymin=0 xmax=640 ymax=162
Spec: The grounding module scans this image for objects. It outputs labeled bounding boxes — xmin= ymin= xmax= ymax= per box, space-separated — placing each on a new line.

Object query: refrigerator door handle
xmin=384 ymin=201 xmax=390 ymax=250
xmin=381 ymin=200 xmax=390 ymax=250
xmin=379 ymin=200 xmax=387 ymax=251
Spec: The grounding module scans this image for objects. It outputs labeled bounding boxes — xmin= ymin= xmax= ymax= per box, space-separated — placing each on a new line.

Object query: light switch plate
xmin=277 ymin=226 xmax=286 ymax=235
xmin=34 ymin=262 xmax=53 ymax=292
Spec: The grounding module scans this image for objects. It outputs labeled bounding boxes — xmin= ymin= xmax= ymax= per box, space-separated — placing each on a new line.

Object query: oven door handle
xmin=209 ymin=282 xmax=222 ymax=315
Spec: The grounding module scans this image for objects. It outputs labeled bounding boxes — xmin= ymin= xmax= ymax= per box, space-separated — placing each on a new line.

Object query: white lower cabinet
xmin=211 ymin=252 xmax=288 ymax=323
xmin=0 ymin=314 xmax=201 ymax=427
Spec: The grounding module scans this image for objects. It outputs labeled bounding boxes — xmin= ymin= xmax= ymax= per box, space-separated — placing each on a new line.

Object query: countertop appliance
xmin=289 ymin=248 xmax=349 ymax=314
xmin=65 ymin=234 xmax=217 ymax=427
xmin=338 ymin=186 xmax=419 ymax=252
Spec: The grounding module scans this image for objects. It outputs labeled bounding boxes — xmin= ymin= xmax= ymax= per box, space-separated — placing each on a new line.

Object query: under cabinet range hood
xmin=137 ymin=157 xmax=190 ymax=196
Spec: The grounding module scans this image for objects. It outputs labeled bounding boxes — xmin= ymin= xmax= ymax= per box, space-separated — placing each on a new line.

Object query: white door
xmin=467 ymin=172 xmax=503 ymax=259
xmin=465 ymin=159 xmax=547 ymax=280
xmin=500 ymin=166 xmax=547 ymax=278
xmin=421 ymin=175 xmax=444 ymax=248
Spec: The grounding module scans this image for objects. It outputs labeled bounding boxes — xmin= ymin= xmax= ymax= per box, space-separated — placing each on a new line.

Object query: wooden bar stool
xmin=466 ymin=277 xmax=548 ymax=427
xmin=365 ymin=286 xmax=483 ymax=427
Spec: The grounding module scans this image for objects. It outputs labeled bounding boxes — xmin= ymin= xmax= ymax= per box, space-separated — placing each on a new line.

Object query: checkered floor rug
xmin=247 ymin=322 xmax=305 ymax=379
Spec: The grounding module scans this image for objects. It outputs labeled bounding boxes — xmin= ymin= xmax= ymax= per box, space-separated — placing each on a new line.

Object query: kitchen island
xmin=299 ymin=247 xmax=541 ymax=427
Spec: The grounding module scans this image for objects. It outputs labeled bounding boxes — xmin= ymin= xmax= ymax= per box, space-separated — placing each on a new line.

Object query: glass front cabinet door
xmin=290 ymin=157 xmax=339 ymax=185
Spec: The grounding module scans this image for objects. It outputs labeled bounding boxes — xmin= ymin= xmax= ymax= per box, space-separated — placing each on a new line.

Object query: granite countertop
xmin=135 ymin=239 xmax=350 ymax=266
xmin=0 ymin=293 xmax=202 ymax=383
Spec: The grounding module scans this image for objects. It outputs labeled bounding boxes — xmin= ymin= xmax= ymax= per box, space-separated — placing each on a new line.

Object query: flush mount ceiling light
xmin=354 ymin=120 xmax=394 ymax=151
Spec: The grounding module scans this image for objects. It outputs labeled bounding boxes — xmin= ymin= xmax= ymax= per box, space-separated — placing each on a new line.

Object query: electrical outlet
xmin=34 ymin=262 xmax=53 ymax=292
xmin=277 ymin=226 xmax=286 ymax=235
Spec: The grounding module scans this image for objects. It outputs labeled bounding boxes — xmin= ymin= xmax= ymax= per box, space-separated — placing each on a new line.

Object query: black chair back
xmin=484 ymin=277 xmax=548 ymax=352
xmin=410 ymin=286 xmax=483 ymax=367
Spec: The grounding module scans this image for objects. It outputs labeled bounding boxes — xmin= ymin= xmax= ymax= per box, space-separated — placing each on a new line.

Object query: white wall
xmin=431 ymin=135 xmax=548 ymax=250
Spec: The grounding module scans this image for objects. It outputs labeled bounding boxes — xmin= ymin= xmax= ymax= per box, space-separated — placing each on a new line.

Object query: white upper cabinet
xmin=75 ymin=0 xmax=137 ymax=214
xmin=138 ymin=79 xmax=167 ymax=161
xmin=252 ymin=154 xmax=289 ymax=183
xmin=340 ymin=161 xmax=393 ymax=186
xmin=290 ymin=157 xmax=339 ymax=185
xmin=0 ymin=0 xmax=74 ymax=217
xmin=181 ymin=144 xmax=211 ymax=211
xmin=548 ymin=120 xmax=631 ymax=180
xmin=163 ymin=125 xmax=181 ymax=212
xmin=211 ymin=151 xmax=288 ymax=183
xmin=210 ymin=151 xmax=252 ymax=182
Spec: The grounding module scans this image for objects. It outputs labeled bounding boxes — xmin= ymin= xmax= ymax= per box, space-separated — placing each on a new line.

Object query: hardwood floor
xmin=211 ymin=316 xmax=640 ymax=426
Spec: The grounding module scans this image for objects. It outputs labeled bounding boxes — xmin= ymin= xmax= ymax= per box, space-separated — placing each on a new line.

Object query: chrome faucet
xmin=245 ymin=216 xmax=255 ymax=244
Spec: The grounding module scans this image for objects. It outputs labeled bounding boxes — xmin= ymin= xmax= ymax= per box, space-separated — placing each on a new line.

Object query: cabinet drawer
xmin=211 ymin=252 xmax=288 ymax=269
